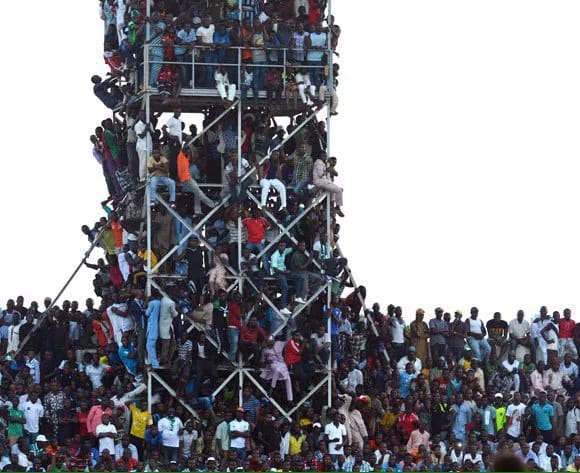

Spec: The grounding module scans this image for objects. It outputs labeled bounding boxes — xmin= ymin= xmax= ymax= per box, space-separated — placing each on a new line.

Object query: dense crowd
xmin=5 ymin=0 xmax=579 ymax=472
xmin=94 ymin=0 xmax=339 ymax=111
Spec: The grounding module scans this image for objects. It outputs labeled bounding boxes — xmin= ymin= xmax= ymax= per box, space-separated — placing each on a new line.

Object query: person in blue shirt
xmin=144 ymin=424 xmax=164 ymax=459
xmin=531 ymin=391 xmax=555 ymax=443
xmin=213 ymin=22 xmax=231 ymax=65
xmin=399 ymin=363 xmax=417 ymax=398
xmin=118 ymin=336 xmax=138 ymax=376
xmin=174 ymin=22 xmax=196 ymax=87
xmin=451 ymin=393 xmax=472 ymax=442
xmin=145 ymin=296 xmax=161 ymax=369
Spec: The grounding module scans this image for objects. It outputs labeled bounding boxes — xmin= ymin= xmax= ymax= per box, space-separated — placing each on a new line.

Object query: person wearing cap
xmin=260 ymin=336 xmax=293 ymax=401
xmin=396 ymin=346 xmax=422 ymax=374
xmin=494 ymin=393 xmax=508 ymax=433
xmin=229 ymin=408 xmax=250 ymax=460
xmin=410 ymin=309 xmax=430 ymax=365
xmin=206 ymin=456 xmax=218 ymax=472
xmin=429 ymin=307 xmax=449 ymax=361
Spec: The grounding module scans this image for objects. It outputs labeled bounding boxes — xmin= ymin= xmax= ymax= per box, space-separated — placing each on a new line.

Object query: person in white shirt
xmin=397 ymin=346 xmax=422 ymax=373
xmin=96 ymin=414 xmax=117 ymax=454
xmin=502 ymin=352 xmax=521 ymax=391
xmin=134 ymin=110 xmax=154 ymax=182
xmin=508 ymin=311 xmax=531 ymax=362
xmin=163 ymin=109 xmax=183 ymax=144
xmin=158 ymin=408 xmax=184 ymax=464
xmin=295 ymin=68 xmax=315 ymax=106
xmin=463 ymin=444 xmax=483 ymax=467
xmin=179 ymin=420 xmax=198 ymax=461
xmin=85 ymin=355 xmax=109 ymax=389
xmin=506 ymin=392 xmax=527 ymax=439
xmin=106 ymin=294 xmax=132 ymax=347
xmin=215 ymin=411 xmax=233 ymax=457
xmin=340 ymin=359 xmax=363 ymax=393
xmin=22 ymin=392 xmax=44 ymax=441
xmin=6 ymin=314 xmax=25 ymax=355
xmin=565 ymin=399 xmax=580 ymax=437
xmin=114 ymin=434 xmax=139 ymax=460
xmin=229 ymin=408 xmax=250 ymax=459
xmin=324 ymin=413 xmax=347 ymax=457
xmin=25 ymin=351 xmax=40 ymax=385
xmin=196 ymin=16 xmax=216 ymax=87
xmin=259 ymin=150 xmax=287 ymax=211
xmin=539 ymin=445 xmax=562 ymax=471
xmin=466 ymin=307 xmax=491 ymax=362
xmin=561 ymin=353 xmax=579 ymax=379
xmin=163 ymin=108 xmax=183 ymax=181
xmin=449 ymin=442 xmax=464 ymax=465
xmin=215 ymin=65 xmax=236 ymax=103
xmin=390 ymin=309 xmax=406 ymax=361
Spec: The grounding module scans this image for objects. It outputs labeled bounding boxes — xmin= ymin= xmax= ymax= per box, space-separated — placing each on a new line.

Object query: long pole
xmin=15 ymin=224 xmax=108 ymax=357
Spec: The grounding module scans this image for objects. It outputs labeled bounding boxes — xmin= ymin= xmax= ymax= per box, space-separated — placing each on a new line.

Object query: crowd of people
xmin=95 ymin=0 xmax=339 ymax=111
xmin=4 ymin=0 xmax=579 ymax=473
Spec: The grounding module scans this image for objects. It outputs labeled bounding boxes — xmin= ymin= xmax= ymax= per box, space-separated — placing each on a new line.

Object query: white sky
xmin=1 ymin=1 xmax=579 ymax=322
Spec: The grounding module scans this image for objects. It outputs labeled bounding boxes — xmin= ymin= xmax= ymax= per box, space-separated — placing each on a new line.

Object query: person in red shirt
xmin=240 ymin=315 xmax=267 ymax=365
xmin=75 ymin=401 xmax=91 ymax=438
xmin=227 ymin=292 xmax=243 ymax=361
xmin=558 ymin=308 xmax=577 ymax=358
xmin=242 ymin=208 xmax=270 ymax=271
xmin=284 ymin=331 xmax=311 ymax=393
xmin=115 ymin=448 xmax=138 ymax=471
xmin=397 ymin=404 xmax=419 ymax=442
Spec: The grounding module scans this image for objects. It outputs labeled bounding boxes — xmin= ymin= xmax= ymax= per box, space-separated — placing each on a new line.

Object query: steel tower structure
xmin=134 ymin=0 xmax=377 ymax=420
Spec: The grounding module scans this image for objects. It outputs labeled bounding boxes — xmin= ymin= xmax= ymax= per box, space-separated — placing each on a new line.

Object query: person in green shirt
xmin=7 ymin=397 xmax=26 ymax=447
xmin=494 ymin=393 xmax=507 ymax=432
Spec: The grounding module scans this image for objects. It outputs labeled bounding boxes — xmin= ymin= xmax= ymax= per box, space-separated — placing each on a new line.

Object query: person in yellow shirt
xmin=289 ymin=424 xmax=306 ymax=456
xmin=127 ymin=399 xmax=153 ymax=458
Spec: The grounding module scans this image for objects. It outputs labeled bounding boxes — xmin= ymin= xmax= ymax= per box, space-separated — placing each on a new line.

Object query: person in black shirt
xmin=486 ymin=312 xmax=509 ymax=360
xmin=430 ymin=392 xmax=450 ymax=436
xmin=185 ymin=236 xmax=209 ymax=302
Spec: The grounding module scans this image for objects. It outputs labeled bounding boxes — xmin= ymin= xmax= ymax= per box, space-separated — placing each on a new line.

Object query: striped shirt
xmin=292 ymin=154 xmax=313 ymax=184
xmin=242 ymin=395 xmax=261 ymax=424
xmin=177 ymin=340 xmax=193 ymax=361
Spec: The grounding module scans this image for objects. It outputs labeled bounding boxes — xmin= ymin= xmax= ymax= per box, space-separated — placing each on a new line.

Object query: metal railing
xmin=138 ymin=45 xmax=333 ymax=97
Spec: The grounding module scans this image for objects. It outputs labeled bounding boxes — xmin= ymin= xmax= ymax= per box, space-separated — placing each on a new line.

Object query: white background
xmin=0 ymin=1 xmax=579 ymax=322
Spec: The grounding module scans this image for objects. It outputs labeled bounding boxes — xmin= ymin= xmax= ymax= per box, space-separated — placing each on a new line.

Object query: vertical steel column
xmin=147 ymin=369 xmax=152 ymax=412
xmin=238 ymin=366 xmax=244 ymax=407
xmin=326 ymin=0 xmax=334 ymax=409
xmin=145 ymin=0 xmax=153 ymax=414
xmin=237 ymin=49 xmax=243 ymax=280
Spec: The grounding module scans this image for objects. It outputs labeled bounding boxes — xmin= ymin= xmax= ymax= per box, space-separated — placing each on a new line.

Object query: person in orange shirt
xmin=177 ymin=148 xmax=216 ymax=209
xmin=109 ymin=213 xmax=124 ymax=253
